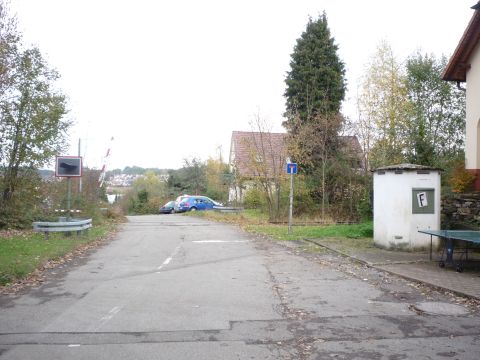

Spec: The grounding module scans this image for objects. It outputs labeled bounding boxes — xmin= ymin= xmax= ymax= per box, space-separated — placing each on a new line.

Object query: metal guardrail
xmin=213 ymin=206 xmax=244 ymax=213
xmin=33 ymin=218 xmax=92 ymax=239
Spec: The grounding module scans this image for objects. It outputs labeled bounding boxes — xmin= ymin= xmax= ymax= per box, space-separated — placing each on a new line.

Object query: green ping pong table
xmin=418 ymin=229 xmax=480 ymax=272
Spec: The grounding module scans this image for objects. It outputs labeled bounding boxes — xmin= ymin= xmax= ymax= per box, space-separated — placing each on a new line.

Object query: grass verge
xmin=190 ymin=209 xmax=373 ymax=244
xmin=0 ymin=221 xmax=117 ymax=287
xmin=189 ymin=209 xmax=270 ymax=225
xmin=245 ymin=222 xmax=373 ymax=241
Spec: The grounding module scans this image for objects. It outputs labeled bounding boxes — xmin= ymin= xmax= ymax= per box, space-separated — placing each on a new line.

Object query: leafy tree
xmin=204 ymin=157 xmax=230 ymax=203
xmin=183 ymin=158 xmax=206 ymax=195
xmin=0 ymin=4 xmax=69 ymax=227
xmin=288 ymin=112 xmax=343 ymax=217
xmin=404 ymin=52 xmax=465 ymax=166
xmin=132 ymin=171 xmax=165 ymax=198
xmin=166 ymin=157 xmax=229 ymax=202
xmin=356 ymin=41 xmax=411 ymax=168
xmin=282 ymin=12 xmax=350 ymax=220
xmin=124 ymin=171 xmax=167 ymax=214
xmin=356 ymin=46 xmax=466 ymax=171
xmin=288 ymin=112 xmax=363 ymax=220
xmin=167 ymin=158 xmax=207 ymax=196
xmin=0 ymin=1 xmax=19 ymax=99
xmin=283 ymin=12 xmax=346 ymax=133
xmin=0 ymin=47 xmax=69 ymax=201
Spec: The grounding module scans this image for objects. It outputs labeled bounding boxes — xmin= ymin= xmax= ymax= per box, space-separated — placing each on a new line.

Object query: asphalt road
xmin=1 ymin=215 xmax=480 ymax=359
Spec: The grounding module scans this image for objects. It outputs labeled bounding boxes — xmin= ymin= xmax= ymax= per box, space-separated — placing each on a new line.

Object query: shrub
xmin=449 ymin=162 xmax=476 ymax=193
xmin=243 ymin=187 xmax=267 ymax=209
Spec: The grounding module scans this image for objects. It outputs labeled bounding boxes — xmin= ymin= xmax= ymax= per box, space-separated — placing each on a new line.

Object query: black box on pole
xmin=55 ymin=156 xmax=83 ymax=177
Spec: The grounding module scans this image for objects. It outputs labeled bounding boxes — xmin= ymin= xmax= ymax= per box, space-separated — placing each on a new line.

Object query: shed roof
xmin=373 ymin=163 xmax=443 ymax=172
xmin=442 ymin=3 xmax=480 ymax=82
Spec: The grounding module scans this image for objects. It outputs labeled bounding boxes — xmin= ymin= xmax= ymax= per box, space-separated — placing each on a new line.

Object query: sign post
xmin=55 ymin=156 xmax=83 ymax=220
xmin=286 ymin=163 xmax=298 ymax=234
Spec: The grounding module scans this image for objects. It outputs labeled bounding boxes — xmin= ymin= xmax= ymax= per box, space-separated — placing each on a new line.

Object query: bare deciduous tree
xmin=287 ymin=112 xmax=343 ymax=218
xmin=239 ymin=113 xmax=287 ymax=221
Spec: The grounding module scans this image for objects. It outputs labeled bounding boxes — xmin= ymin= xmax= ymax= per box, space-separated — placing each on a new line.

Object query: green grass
xmin=245 ymin=221 xmax=373 ymax=241
xmin=0 ymin=223 xmax=116 ymax=286
xmin=190 ymin=209 xmax=373 ymax=245
xmin=245 ymin=221 xmax=375 ymax=255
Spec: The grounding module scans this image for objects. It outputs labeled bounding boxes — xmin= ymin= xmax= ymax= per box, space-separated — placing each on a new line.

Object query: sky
xmin=8 ymin=0 xmax=476 ymax=170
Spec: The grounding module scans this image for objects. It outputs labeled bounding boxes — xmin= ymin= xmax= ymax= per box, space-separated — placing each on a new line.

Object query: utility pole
xmin=78 ymin=138 xmax=82 ymax=193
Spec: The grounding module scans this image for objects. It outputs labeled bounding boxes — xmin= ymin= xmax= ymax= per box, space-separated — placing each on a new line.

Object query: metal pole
xmin=288 ymin=172 xmax=294 ymax=234
xmin=67 ymin=177 xmax=72 ymax=221
xmin=78 ymin=138 xmax=82 ymax=193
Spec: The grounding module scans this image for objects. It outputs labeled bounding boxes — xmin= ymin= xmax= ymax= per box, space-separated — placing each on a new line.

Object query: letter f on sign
xmin=417 ymin=192 xmax=427 ymax=208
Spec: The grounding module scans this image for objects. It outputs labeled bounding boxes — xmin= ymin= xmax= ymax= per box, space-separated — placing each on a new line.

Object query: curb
xmin=304 ymin=238 xmax=480 ymax=301
xmin=303 ymin=238 xmax=374 ymax=266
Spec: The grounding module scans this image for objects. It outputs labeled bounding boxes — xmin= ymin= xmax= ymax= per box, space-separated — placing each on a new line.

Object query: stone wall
xmin=441 ymin=193 xmax=480 ymax=229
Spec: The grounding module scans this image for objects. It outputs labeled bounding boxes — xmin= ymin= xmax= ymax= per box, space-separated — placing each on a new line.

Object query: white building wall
xmin=374 ymin=170 xmax=441 ymax=250
xmin=466 ymin=40 xmax=480 ymax=169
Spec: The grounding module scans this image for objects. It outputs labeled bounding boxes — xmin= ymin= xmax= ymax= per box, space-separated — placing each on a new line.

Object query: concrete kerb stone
xmin=304 ymin=238 xmax=430 ymax=266
xmin=304 ymin=238 xmax=480 ymax=301
xmin=303 ymin=238 xmax=373 ymax=266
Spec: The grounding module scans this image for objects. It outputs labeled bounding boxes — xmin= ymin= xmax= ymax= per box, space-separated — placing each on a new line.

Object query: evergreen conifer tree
xmin=283 ymin=12 xmax=346 ymax=133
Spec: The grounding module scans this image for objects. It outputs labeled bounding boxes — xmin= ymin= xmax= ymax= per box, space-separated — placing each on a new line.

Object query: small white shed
xmin=373 ymin=164 xmax=442 ymax=250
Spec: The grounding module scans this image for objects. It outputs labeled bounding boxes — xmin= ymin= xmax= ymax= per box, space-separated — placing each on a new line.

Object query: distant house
xmin=228 ymin=131 xmax=287 ymax=202
xmin=338 ymin=135 xmax=365 ymax=170
xmin=442 ymin=2 xmax=480 ymax=189
xmin=228 ymin=130 xmax=364 ymax=202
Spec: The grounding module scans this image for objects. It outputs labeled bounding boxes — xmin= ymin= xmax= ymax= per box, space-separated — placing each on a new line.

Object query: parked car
xmin=176 ymin=196 xmax=223 ymax=213
xmin=173 ymin=194 xmax=191 ymax=212
xmin=159 ymin=200 xmax=175 ymax=214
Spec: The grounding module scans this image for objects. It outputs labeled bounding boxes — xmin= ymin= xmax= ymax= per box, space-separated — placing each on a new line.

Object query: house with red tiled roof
xmin=228 ymin=131 xmax=364 ymax=202
xmin=228 ymin=131 xmax=287 ymax=202
xmin=443 ymin=2 xmax=480 ymax=189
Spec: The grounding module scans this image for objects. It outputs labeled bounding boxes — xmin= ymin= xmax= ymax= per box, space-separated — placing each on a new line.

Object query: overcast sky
xmin=8 ymin=0 xmax=475 ymax=170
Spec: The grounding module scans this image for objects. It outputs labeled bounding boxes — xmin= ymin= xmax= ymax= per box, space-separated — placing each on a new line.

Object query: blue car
xmin=176 ymin=196 xmax=222 ymax=212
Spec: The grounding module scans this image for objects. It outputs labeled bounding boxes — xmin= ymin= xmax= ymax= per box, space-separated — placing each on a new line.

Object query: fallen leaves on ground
xmin=0 ymin=227 xmax=118 ymax=295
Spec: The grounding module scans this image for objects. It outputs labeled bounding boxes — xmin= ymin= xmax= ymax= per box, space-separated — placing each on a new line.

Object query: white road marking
xmin=192 ymin=240 xmax=248 ymax=243
xmin=156 ymin=244 xmax=181 ymax=272
xmin=68 ymin=344 xmax=81 ymax=347
xmin=94 ymin=306 xmax=123 ymax=331
xmin=160 ymin=256 xmax=172 ymax=268
xmin=100 ymin=306 xmax=121 ymax=320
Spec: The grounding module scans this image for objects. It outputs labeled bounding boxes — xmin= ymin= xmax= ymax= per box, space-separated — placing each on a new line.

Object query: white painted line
xmin=100 ymin=306 xmax=121 ymax=321
xmin=94 ymin=305 xmax=123 ymax=331
xmin=192 ymin=240 xmax=248 ymax=243
xmin=68 ymin=344 xmax=81 ymax=348
xmin=157 ymin=245 xmax=181 ymax=272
